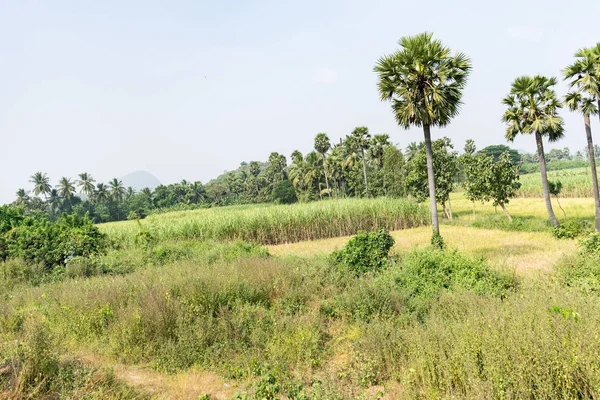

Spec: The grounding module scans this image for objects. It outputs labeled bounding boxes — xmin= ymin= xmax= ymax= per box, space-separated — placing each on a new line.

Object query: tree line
xmin=7 ymin=34 xmax=600 ymax=243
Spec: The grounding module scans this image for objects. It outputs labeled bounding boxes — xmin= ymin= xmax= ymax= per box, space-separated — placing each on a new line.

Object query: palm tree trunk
xmin=585 ymin=113 xmax=600 ymax=232
xmin=361 ymin=148 xmax=368 ymax=195
xmin=498 ymin=202 xmax=512 ymax=222
xmin=535 ymin=131 xmax=559 ymax=227
xmin=423 ymin=124 xmax=440 ymax=235
xmin=322 ymin=154 xmax=331 ymax=197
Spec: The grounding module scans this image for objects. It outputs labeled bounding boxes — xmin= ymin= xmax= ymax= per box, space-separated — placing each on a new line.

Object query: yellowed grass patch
xmin=269 ymin=225 xmax=576 ymax=275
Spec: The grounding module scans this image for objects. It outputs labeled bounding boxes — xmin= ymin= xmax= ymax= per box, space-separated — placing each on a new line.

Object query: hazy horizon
xmin=2 ymin=0 xmax=600 ymax=205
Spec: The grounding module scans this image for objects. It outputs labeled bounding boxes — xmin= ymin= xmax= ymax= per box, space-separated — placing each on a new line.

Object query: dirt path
xmin=78 ymin=353 xmax=239 ymax=400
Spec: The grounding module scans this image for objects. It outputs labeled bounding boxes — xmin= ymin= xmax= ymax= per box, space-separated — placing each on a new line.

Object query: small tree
xmin=461 ymin=151 xmax=520 ymax=221
xmin=405 ymin=137 xmax=459 ymax=220
xmin=548 ymin=180 xmax=566 ymax=218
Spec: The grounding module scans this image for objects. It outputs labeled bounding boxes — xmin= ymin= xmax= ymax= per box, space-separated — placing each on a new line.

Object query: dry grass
xmin=77 ymin=353 xmax=236 ymax=400
xmin=450 ymin=192 xmax=595 ymax=221
xmin=269 ymin=225 xmax=576 ymax=275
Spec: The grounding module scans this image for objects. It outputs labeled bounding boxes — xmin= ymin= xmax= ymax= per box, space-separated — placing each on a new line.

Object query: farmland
xmin=518 ymin=167 xmax=600 ymax=198
xmin=3 ymin=193 xmax=600 ymax=399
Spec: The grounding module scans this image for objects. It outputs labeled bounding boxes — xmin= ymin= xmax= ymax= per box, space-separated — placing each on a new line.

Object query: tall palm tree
xmin=564 ymin=92 xmax=599 ymax=230
xmin=349 ymin=127 xmax=371 ymax=194
xmin=314 ymin=133 xmax=332 ymax=197
xmin=126 ymin=186 xmax=136 ymax=200
xmin=502 ymin=75 xmax=564 ymax=227
xmin=77 ymin=172 xmax=96 ymax=197
xmin=58 ymin=177 xmax=76 ymax=201
xmin=564 ymin=45 xmax=600 ymax=232
xmin=94 ymin=183 xmax=109 ymax=204
xmin=29 ymin=172 xmax=52 ymax=201
xmin=375 ymin=32 xmax=472 ymax=240
xmin=108 ymin=178 xmax=126 ymax=202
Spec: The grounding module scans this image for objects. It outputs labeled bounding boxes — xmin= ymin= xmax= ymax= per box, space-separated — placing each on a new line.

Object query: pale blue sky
xmin=1 ymin=0 xmax=599 ymax=204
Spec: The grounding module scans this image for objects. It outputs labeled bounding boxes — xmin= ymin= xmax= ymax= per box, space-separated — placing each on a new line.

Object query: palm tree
xmin=14 ymin=189 xmax=29 ymax=207
xmin=189 ymin=181 xmax=205 ymax=204
xmin=58 ymin=177 xmax=76 ymax=201
xmin=108 ymin=178 xmax=126 ymax=203
xmin=47 ymin=188 xmax=61 ymax=215
xmin=126 ymin=186 xmax=136 ymax=200
xmin=29 ymin=172 xmax=52 ymax=201
xmin=405 ymin=142 xmax=419 ymax=162
xmin=564 ymin=92 xmax=599 ymax=230
xmin=502 ymin=75 xmax=564 ymax=227
xmin=349 ymin=127 xmax=371 ymax=194
xmin=564 ymin=45 xmax=600 ymax=232
xmin=77 ymin=172 xmax=96 ymax=197
xmin=368 ymin=134 xmax=390 ymax=169
xmin=94 ymin=183 xmax=109 ymax=204
xmin=314 ymin=133 xmax=332 ymax=197
xmin=375 ymin=32 xmax=472 ymax=240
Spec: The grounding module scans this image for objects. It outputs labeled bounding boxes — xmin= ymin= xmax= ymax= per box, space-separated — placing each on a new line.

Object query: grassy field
xmin=518 ymin=166 xmax=598 ymax=197
xmin=100 ymin=198 xmax=428 ymax=245
xmin=3 ymin=195 xmax=600 ymax=398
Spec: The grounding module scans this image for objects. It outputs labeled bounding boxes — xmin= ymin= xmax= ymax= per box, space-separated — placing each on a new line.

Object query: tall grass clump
xmin=99 ymin=198 xmax=428 ymax=245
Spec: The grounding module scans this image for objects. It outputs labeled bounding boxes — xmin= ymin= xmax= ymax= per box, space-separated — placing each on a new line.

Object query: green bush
xmin=2 ymin=213 xmax=107 ymax=269
xmin=332 ymin=229 xmax=395 ymax=275
xmin=552 ymin=219 xmax=593 ymax=240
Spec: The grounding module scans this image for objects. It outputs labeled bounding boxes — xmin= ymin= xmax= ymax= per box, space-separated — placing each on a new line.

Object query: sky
xmin=1 ymin=0 xmax=600 ymax=205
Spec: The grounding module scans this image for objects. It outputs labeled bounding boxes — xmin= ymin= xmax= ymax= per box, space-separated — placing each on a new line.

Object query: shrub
xmin=332 ymin=229 xmax=395 ymax=275
xmin=552 ymin=219 xmax=593 ymax=240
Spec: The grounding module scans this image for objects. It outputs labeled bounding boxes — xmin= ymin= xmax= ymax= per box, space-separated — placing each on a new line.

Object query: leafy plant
xmin=332 ymin=229 xmax=395 ymax=275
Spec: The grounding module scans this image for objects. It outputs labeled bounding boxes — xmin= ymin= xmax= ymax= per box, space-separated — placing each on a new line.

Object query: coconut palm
xmin=189 ymin=181 xmax=205 ymax=204
xmin=14 ymin=189 xmax=29 ymax=207
xmin=58 ymin=177 xmax=76 ymax=201
xmin=47 ymin=188 xmax=61 ymax=215
xmin=314 ymin=133 xmax=332 ymax=197
xmin=375 ymin=32 xmax=472 ymax=240
xmin=29 ymin=172 xmax=52 ymax=201
xmin=77 ymin=172 xmax=96 ymax=197
xmin=564 ymin=44 xmax=600 ymax=231
xmin=502 ymin=75 xmax=564 ymax=227
xmin=108 ymin=178 xmax=126 ymax=202
xmin=349 ymin=127 xmax=371 ymax=194
xmin=94 ymin=183 xmax=110 ymax=204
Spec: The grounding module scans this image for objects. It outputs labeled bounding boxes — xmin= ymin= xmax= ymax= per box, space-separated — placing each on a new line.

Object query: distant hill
xmin=120 ymin=171 xmax=161 ymax=191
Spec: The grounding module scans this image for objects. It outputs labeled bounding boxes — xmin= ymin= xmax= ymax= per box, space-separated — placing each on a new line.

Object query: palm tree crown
xmin=77 ymin=172 xmax=96 ymax=197
xmin=374 ymin=32 xmax=472 ymax=129
xmin=29 ymin=172 xmax=52 ymax=199
xmin=109 ymin=178 xmax=126 ymax=202
xmin=502 ymin=75 xmax=565 ymax=142
xmin=563 ymin=43 xmax=600 ymax=101
xmin=58 ymin=177 xmax=76 ymax=200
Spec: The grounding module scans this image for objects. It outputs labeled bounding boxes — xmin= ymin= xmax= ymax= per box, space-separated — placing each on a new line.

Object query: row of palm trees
xmin=374 ymin=33 xmax=600 ymax=244
xmin=27 ymin=172 xmax=129 ymax=205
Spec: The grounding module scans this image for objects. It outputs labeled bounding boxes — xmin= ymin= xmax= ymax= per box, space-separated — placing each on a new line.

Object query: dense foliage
xmin=0 ymin=205 xmax=107 ymax=271
xmin=332 ymin=229 xmax=395 ymax=275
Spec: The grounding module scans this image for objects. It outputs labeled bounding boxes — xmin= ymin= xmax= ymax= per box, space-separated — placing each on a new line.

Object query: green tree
xmin=29 ymin=172 xmax=52 ymax=201
xmin=502 ymin=75 xmax=564 ymax=227
xmin=405 ymin=137 xmax=459 ymax=220
xmin=348 ymin=126 xmax=371 ymax=194
xmin=480 ymin=144 xmax=521 ymax=165
xmin=77 ymin=172 xmax=96 ymax=197
xmin=314 ymin=133 xmax=332 ymax=197
xmin=108 ymin=178 xmax=126 ymax=203
xmin=58 ymin=177 xmax=76 ymax=202
xmin=564 ymin=45 xmax=600 ymax=232
xmin=94 ymin=183 xmax=109 ymax=204
xmin=375 ymin=32 xmax=472 ymax=241
xmin=368 ymin=134 xmax=391 ymax=169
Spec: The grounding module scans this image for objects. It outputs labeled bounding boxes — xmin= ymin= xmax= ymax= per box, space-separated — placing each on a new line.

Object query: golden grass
xmin=450 ymin=192 xmax=595 ymax=220
xmin=269 ymin=225 xmax=577 ymax=275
